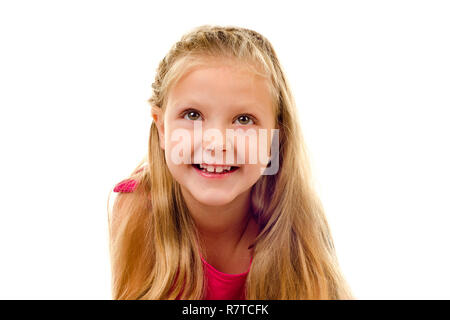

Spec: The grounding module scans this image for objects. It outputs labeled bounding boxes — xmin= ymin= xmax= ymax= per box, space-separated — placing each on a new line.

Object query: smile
xmin=191 ymin=163 xmax=240 ymax=178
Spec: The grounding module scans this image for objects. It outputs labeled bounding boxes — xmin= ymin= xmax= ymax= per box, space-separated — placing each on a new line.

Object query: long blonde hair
xmin=107 ymin=25 xmax=353 ymax=299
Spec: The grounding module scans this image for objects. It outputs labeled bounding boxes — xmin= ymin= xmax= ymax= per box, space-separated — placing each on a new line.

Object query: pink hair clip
xmin=113 ymin=179 xmax=138 ymax=193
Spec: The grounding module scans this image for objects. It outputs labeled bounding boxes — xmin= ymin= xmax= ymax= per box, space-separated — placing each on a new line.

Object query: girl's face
xmin=152 ymin=57 xmax=276 ymax=207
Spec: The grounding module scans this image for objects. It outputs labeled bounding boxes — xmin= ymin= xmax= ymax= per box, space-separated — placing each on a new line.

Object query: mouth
xmin=191 ymin=163 xmax=240 ymax=177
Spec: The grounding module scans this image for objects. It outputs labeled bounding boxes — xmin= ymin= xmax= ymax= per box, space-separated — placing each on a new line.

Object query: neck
xmin=180 ymin=186 xmax=254 ymax=253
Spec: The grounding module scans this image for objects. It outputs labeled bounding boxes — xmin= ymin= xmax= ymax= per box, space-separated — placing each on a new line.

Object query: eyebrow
xmin=173 ymin=99 xmax=264 ymax=113
xmin=173 ymin=99 xmax=204 ymax=110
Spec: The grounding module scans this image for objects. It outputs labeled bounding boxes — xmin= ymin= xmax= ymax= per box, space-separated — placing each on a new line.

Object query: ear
xmin=151 ymin=106 xmax=165 ymax=150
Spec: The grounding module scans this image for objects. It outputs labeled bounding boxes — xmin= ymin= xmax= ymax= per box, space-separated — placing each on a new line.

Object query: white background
xmin=0 ymin=0 xmax=449 ymax=299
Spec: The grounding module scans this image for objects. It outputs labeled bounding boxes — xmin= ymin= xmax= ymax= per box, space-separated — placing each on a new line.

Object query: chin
xmin=191 ymin=190 xmax=237 ymax=207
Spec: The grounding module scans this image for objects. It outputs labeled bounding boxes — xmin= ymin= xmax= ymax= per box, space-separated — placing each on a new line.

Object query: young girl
xmin=107 ymin=25 xmax=353 ymax=300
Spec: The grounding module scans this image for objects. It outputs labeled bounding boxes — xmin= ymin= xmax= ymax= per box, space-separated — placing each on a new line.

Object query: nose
xmin=203 ymin=127 xmax=228 ymax=151
xmin=202 ymin=121 xmax=232 ymax=160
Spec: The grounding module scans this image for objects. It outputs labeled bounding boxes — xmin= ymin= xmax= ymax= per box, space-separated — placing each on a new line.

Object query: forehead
xmin=166 ymin=57 xmax=275 ymax=113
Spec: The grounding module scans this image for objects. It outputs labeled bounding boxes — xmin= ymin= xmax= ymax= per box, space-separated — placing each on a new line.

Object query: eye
xmin=182 ymin=110 xmax=202 ymax=121
xmin=234 ymin=115 xmax=255 ymax=125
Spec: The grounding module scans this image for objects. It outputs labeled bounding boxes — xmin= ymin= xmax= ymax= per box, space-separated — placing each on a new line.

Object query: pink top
xmin=201 ymin=255 xmax=251 ymax=300
xmin=113 ymin=177 xmax=251 ymax=300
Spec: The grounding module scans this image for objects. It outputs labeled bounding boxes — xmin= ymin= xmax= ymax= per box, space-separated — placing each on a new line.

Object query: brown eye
xmin=235 ymin=115 xmax=254 ymax=125
xmin=184 ymin=111 xmax=201 ymax=121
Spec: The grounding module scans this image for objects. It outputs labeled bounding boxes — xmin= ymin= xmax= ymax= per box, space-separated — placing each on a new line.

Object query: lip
xmin=192 ymin=164 xmax=240 ymax=179
xmin=200 ymin=162 xmax=240 ymax=168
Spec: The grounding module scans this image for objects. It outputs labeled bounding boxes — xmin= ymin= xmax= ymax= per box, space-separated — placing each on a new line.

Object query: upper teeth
xmin=199 ymin=164 xmax=232 ymax=172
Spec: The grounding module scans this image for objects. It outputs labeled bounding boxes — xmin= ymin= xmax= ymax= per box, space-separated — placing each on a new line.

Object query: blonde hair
xmin=107 ymin=25 xmax=353 ymax=299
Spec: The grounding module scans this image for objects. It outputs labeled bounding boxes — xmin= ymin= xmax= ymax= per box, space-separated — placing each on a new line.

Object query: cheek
xmin=234 ymin=163 xmax=265 ymax=194
xmin=236 ymin=130 xmax=272 ymax=166
xmin=164 ymin=127 xmax=195 ymax=166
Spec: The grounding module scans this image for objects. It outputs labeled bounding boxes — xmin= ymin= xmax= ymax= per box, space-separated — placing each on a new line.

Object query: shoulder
xmin=109 ymin=165 xmax=149 ymax=239
xmin=109 ymin=168 xmax=146 ymax=220
xmin=113 ymin=178 xmax=138 ymax=193
xmin=112 ymin=166 xmax=146 ymax=193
